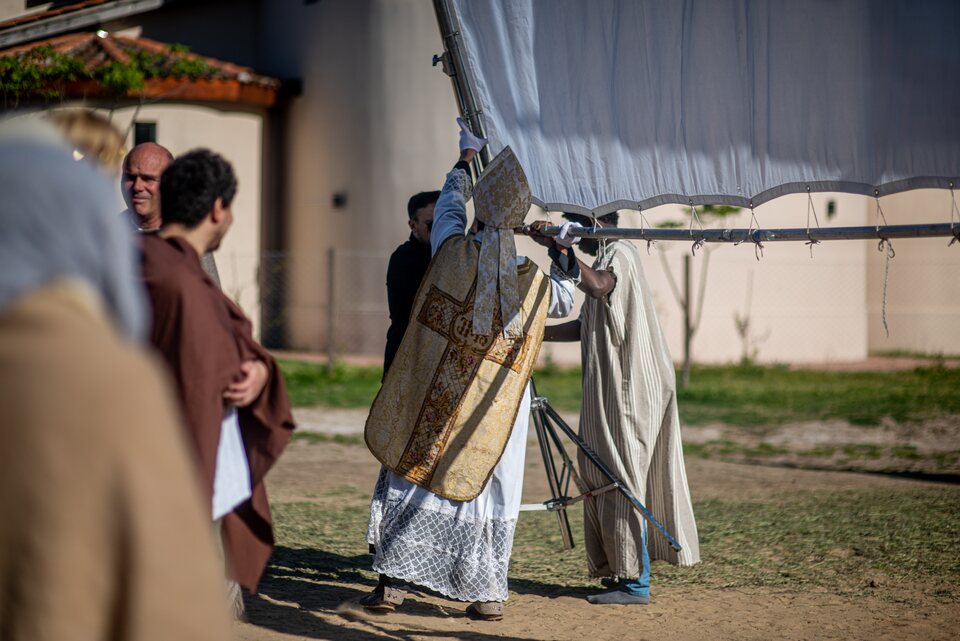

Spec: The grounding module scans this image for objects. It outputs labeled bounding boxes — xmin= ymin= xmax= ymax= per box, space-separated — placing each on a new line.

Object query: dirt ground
xmin=236 ymin=431 xmax=960 ymax=641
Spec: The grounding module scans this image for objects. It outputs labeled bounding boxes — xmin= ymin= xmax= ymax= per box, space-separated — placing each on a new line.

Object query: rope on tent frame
xmin=950 ymin=182 xmax=960 ymax=247
xmin=734 ymin=201 xmax=765 ymax=261
xmin=805 ymin=186 xmax=822 ymax=258
xmin=590 ymin=212 xmax=608 ymax=257
xmin=875 ymin=191 xmax=895 ymax=338
xmin=688 ymin=200 xmax=706 ymax=256
xmin=637 ymin=205 xmax=656 ymax=254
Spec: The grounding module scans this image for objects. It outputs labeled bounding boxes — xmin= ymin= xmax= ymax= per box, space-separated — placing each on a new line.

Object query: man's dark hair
xmin=160 ymin=149 xmax=237 ymax=228
xmin=407 ymin=190 xmax=441 ymax=220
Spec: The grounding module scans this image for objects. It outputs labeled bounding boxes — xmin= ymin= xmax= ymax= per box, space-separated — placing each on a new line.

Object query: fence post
xmin=326 ymin=247 xmax=336 ymax=373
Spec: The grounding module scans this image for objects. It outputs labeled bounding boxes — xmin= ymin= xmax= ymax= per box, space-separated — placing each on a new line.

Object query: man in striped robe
xmin=542 ymin=212 xmax=700 ymax=604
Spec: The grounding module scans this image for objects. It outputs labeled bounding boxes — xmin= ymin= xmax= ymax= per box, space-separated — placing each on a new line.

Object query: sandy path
xmin=236 ymin=435 xmax=959 ymax=641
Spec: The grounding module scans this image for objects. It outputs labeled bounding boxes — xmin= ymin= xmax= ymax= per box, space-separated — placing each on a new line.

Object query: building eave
xmin=0 ymin=0 xmax=166 ymax=49
xmin=63 ymin=77 xmax=279 ymax=108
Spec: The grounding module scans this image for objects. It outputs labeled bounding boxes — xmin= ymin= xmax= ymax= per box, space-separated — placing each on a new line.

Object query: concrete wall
xmin=866 ymin=189 xmax=960 ymax=356
xmin=105 ymin=0 xmax=261 ymax=68
xmin=0 ymin=1 xmax=31 ymax=21
xmin=279 ymin=0 xmax=459 ymax=352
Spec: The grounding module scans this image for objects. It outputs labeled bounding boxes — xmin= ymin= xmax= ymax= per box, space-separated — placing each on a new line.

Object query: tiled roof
xmin=0 ymin=1 xmax=112 ymax=32
xmin=0 ymin=31 xmax=281 ymax=106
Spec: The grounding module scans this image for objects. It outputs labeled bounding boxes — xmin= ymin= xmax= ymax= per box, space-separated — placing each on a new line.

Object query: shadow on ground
xmin=244 ymin=546 xmax=589 ymax=639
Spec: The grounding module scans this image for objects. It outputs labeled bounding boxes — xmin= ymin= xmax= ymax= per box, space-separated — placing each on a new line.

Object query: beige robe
xmin=0 ymin=280 xmax=231 ymax=641
xmin=579 ymin=240 xmax=700 ymax=576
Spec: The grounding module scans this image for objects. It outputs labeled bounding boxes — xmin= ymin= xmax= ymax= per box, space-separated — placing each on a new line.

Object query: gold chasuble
xmin=366 ymin=148 xmax=550 ymax=501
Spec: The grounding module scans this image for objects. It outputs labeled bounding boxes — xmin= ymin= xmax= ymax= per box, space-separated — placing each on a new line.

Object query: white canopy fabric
xmin=451 ymin=0 xmax=960 ymax=214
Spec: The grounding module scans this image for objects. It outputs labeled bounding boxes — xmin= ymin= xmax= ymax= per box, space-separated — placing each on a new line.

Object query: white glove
xmin=457 ymin=117 xmax=488 ymax=153
xmin=556 ymin=221 xmax=584 ymax=247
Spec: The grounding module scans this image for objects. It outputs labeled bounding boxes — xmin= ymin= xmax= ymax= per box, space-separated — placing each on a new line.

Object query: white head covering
xmin=0 ymin=120 xmax=146 ymax=340
xmin=471 ymin=146 xmax=532 ymax=337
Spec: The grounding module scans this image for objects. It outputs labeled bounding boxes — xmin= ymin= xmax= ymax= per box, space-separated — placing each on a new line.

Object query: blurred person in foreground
xmin=362 ymin=120 xmax=576 ymax=621
xmin=121 ymin=140 xmax=221 ymax=284
xmin=383 ymin=190 xmax=440 ymax=377
xmin=0 ymin=121 xmax=231 ymax=640
xmin=48 ymin=109 xmax=126 ymax=175
xmin=140 ymin=148 xmax=295 ymax=616
xmin=538 ymin=213 xmax=700 ymax=604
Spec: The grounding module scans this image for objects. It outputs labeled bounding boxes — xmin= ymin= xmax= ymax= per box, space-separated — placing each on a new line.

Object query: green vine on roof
xmin=0 ymin=42 xmax=217 ymax=108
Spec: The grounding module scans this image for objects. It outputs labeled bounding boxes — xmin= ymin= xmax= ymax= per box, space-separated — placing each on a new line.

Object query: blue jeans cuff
xmin=619 ymin=579 xmax=650 ymax=598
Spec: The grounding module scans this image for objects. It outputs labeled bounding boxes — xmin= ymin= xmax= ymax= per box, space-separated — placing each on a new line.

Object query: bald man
xmin=121 ymin=142 xmax=221 ymax=285
xmin=122 ymin=142 xmax=173 ymax=232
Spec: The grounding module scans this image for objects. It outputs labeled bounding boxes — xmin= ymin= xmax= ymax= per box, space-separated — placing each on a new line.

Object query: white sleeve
xmin=547 ymin=262 xmax=576 ymax=318
xmin=431 ymin=167 xmax=472 ymax=257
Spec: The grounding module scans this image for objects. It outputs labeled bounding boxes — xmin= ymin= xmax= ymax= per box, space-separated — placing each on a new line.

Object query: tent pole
xmin=520 ymin=222 xmax=960 ymax=244
xmin=433 ymin=0 xmax=490 ymax=171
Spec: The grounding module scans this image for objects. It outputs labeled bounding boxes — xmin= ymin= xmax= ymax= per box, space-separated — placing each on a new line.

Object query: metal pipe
xmin=433 ymin=0 xmax=491 ymax=170
xmin=518 ymin=222 xmax=960 ymax=243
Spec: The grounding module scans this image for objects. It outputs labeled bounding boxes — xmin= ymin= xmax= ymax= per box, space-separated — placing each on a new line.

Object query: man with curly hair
xmin=140 ymin=149 xmax=295 ymax=616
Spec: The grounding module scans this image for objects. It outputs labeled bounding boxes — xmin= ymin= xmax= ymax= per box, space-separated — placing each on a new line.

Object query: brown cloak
xmin=141 ymin=235 xmax=295 ymax=591
xmin=0 ymin=280 xmax=231 ymax=641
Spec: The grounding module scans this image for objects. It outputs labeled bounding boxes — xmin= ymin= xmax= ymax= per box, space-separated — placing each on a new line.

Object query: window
xmin=134 ymin=121 xmax=157 ymax=146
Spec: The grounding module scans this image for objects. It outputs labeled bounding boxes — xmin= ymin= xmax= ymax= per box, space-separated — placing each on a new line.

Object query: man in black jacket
xmin=382 ymin=190 xmax=439 ymax=377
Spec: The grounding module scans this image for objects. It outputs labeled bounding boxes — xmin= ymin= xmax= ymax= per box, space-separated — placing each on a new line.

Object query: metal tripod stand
xmin=520 ymin=378 xmax=683 ymax=553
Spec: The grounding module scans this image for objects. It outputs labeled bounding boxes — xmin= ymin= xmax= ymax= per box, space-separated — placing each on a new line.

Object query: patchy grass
xmin=278 ymin=360 xmax=960 ymax=428
xmin=674 ymin=363 xmax=960 ymax=428
xmin=291 ymin=431 xmax=365 ymax=447
xmin=268 ymin=484 xmax=960 ymax=602
xmin=277 ymin=360 xmax=382 ymax=408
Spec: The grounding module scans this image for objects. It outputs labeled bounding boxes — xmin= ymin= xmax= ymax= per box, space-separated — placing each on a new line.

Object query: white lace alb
xmin=367 ymin=468 xmax=517 ymax=603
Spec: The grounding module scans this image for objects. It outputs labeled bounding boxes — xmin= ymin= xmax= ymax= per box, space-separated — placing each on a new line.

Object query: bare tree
xmin=656 ymin=205 xmax=740 ymax=386
xmin=733 ymin=269 xmax=771 ymax=365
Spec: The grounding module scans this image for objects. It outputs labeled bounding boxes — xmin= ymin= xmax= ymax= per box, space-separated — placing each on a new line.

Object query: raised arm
xmin=431 ymin=120 xmax=486 ymax=257
xmin=431 ymin=151 xmax=475 ymax=257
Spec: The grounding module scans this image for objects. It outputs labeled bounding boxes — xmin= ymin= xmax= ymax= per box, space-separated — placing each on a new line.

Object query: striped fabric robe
xmin=579 ymin=240 xmax=700 ymax=577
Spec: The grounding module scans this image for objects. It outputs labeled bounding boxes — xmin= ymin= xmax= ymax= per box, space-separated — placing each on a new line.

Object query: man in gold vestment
xmin=362 ymin=121 xmax=576 ymax=620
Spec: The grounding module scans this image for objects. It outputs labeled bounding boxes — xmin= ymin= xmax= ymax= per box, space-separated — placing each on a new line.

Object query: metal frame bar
xmin=521 ymin=222 xmax=960 ymax=244
xmin=433 ymin=0 xmax=490 ymax=170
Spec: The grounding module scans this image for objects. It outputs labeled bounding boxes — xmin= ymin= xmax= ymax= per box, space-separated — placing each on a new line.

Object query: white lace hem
xmin=367 ymin=473 xmax=517 ymax=603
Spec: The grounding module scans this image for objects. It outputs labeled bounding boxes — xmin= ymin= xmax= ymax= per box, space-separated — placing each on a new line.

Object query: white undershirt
xmin=211 ymin=406 xmax=252 ymax=520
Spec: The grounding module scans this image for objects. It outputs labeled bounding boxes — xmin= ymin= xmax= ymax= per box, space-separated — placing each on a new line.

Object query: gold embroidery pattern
xmin=396 ymin=283 xmax=528 ymax=484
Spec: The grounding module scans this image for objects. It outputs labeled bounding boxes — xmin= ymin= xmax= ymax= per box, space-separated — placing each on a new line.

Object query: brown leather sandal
xmin=359 ymin=584 xmax=407 ymax=612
